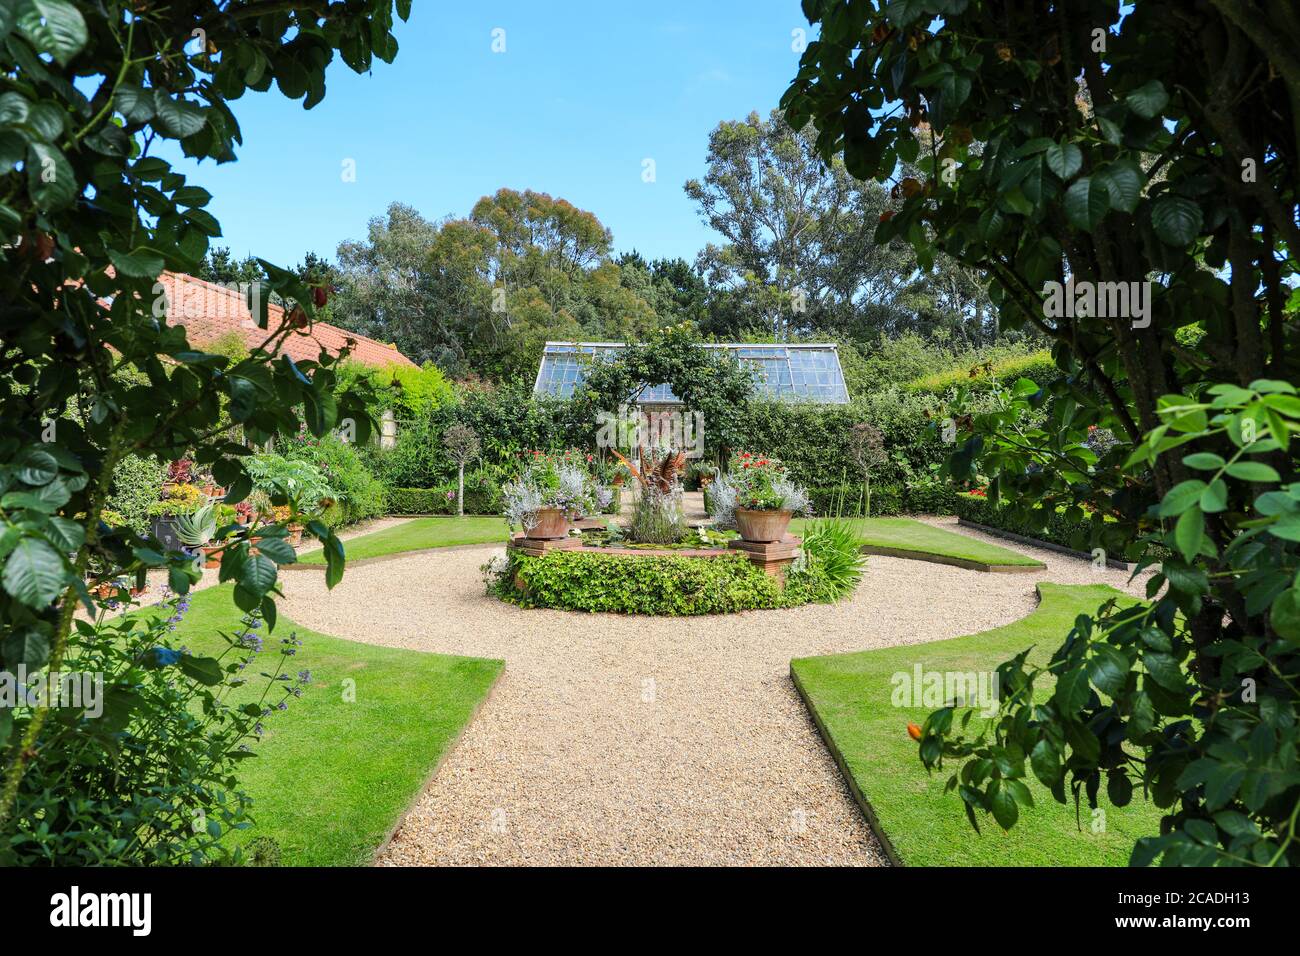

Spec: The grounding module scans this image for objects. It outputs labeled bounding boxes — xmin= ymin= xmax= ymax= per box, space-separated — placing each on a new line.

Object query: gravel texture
xmin=273 ymin=516 xmax=1152 ymax=867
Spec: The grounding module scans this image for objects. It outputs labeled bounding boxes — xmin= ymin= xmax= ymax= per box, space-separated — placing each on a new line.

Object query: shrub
xmin=281 ymin=432 xmax=386 ymax=526
xmin=106 ymin=455 xmax=166 ymax=536
xmin=904 ymin=347 xmax=1060 ymax=395
xmin=386 ymin=476 xmax=503 ymax=515
xmin=953 ymin=491 xmax=1138 ymax=559
xmin=493 ymin=550 xmax=785 ymax=615
xmin=4 ymin=598 xmax=309 ymax=865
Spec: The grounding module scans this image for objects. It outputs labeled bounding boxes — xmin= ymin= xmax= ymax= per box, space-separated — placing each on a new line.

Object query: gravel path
xmin=276 ymin=520 xmax=1150 ymax=867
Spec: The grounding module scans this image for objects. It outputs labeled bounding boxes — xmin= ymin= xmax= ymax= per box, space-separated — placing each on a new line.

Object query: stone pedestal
xmin=572 ymin=517 xmax=608 ymax=532
xmin=727 ymin=535 xmax=802 ymax=582
xmin=508 ymin=533 xmax=585 ymax=558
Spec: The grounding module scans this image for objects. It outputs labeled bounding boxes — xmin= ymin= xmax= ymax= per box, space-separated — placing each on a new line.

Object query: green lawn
xmin=300 ymin=515 xmax=509 ymax=563
xmin=790 ymin=582 xmax=1160 ymax=866
xmin=791 ymin=516 xmax=1044 ymax=569
xmin=157 ymin=584 xmax=502 ymax=865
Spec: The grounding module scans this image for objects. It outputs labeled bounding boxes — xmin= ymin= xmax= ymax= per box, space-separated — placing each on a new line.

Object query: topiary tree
xmin=442 ymin=424 xmax=481 ymax=517
xmin=0 ymin=0 xmax=410 ymax=863
xmin=785 ymin=0 xmax=1300 ymax=865
xmin=847 ymin=422 xmax=888 ymax=517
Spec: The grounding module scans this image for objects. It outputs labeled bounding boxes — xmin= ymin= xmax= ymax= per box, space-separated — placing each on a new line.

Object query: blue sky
xmin=170 ymin=1 xmax=817 ymax=271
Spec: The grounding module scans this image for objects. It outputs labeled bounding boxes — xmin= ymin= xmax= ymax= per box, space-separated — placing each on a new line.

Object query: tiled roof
xmin=156 ymin=271 xmax=417 ymax=370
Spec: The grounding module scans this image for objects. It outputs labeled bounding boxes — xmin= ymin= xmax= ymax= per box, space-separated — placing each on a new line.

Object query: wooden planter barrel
xmin=526 ymin=507 xmax=570 ymax=540
xmin=735 ymin=508 xmax=792 ymax=543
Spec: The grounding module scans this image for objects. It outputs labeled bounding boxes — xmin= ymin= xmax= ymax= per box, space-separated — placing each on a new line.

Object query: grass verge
xmin=790 ymin=582 xmax=1159 ymax=866
xmin=792 ymin=516 xmax=1044 ymax=569
xmin=300 ymin=515 xmax=508 ymax=564
xmin=160 ymin=584 xmax=502 ymax=865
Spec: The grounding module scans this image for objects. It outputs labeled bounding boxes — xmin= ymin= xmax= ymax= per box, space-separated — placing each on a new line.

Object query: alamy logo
xmin=50 ymin=886 xmax=151 ymax=936
xmin=1041 ymin=278 xmax=1151 ymax=328
xmin=890 ymin=664 xmax=1000 ymax=717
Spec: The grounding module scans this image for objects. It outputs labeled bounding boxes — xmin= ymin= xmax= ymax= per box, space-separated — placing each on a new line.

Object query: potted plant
xmin=727 ymin=453 xmax=810 ymax=542
xmin=174 ymin=502 xmax=220 ymax=567
xmin=502 ymin=453 xmax=596 ymax=539
xmin=147 ymin=483 xmax=207 ymax=551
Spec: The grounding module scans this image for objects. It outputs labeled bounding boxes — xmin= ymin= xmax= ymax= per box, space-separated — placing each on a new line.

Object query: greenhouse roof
xmin=533 ymin=341 xmax=850 ymax=404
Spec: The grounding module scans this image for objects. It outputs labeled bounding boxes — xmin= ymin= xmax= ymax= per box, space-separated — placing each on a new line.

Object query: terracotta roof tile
xmin=157 ymin=271 xmax=417 ymax=370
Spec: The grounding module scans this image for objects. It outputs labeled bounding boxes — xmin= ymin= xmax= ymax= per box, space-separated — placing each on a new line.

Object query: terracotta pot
xmin=526 ymin=507 xmax=569 ymax=540
xmin=287 ymin=524 xmax=304 ymax=547
xmin=735 ymin=508 xmax=792 ymax=543
xmin=201 ymin=546 xmax=222 ymax=569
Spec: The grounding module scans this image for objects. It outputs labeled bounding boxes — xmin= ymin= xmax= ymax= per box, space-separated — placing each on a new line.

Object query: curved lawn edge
xmin=297 ymin=515 xmax=510 ymax=564
xmin=792 ymin=516 xmax=1045 ymax=571
xmin=158 ymin=584 xmax=504 ymax=865
xmin=790 ymin=581 xmax=1160 ymax=866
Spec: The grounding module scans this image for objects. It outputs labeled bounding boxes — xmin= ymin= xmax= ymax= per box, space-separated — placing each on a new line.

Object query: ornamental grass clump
xmin=612 ymin=446 xmax=690 ymax=544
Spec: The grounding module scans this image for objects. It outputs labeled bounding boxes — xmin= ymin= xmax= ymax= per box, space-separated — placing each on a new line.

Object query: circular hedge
xmin=484 ymin=525 xmax=865 ymax=615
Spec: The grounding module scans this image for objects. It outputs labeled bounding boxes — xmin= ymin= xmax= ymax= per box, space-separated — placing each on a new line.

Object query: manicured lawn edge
xmin=792 ymin=516 xmax=1046 ymax=572
xmin=153 ymin=585 xmax=505 ymax=865
xmin=284 ymin=538 xmax=501 ymax=571
xmin=298 ymin=515 xmax=509 ymax=564
xmin=957 ymin=517 xmax=1134 ymax=570
xmin=370 ymin=665 xmax=504 ymax=864
xmin=790 ymin=582 xmax=1159 ymax=866
xmin=857 ymin=542 xmax=1041 ymax=573
xmin=790 ymin=663 xmax=904 ymax=866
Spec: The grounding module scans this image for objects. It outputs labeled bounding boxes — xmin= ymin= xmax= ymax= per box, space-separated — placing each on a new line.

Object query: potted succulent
xmin=727 ymin=452 xmax=810 ymax=543
xmin=502 ymin=453 xmax=596 ymax=539
xmin=174 ymin=502 xmax=220 ymax=567
xmin=147 ymin=483 xmax=207 ymax=551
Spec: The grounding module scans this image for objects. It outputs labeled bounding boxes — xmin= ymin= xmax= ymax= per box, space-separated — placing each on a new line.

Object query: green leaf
xmin=1030 ymin=738 xmax=1061 ymax=787
xmin=238 ymin=552 xmax=278 ymax=596
xmin=255 ymin=537 xmax=297 ymax=565
xmin=2 ymin=536 xmax=68 ymax=606
xmin=1087 ymin=645 xmax=1130 ymax=697
xmin=1271 ymin=588 xmax=1300 ymax=643
xmin=1268 ymin=513 xmax=1300 ymax=542
xmin=26 ymin=142 xmax=75 ymax=209
xmin=1200 ymin=479 xmax=1228 ymax=513
xmin=1174 ymin=506 xmax=1204 ymax=561
xmin=1151 ymin=195 xmax=1202 ymax=247
xmin=1225 ymin=461 xmax=1280 ymax=482
xmin=1143 ymin=652 xmax=1187 ymax=693
xmin=17 ymin=448 xmax=58 ymax=485
xmin=990 ymin=785 xmax=1019 ymax=830
xmin=1094 ymin=161 xmax=1142 ymax=213
xmin=18 ymin=0 xmax=88 ymax=65
xmin=1182 ymin=452 xmax=1225 ymax=471
xmin=152 ymin=91 xmax=207 ymax=137
xmin=1125 ymin=79 xmax=1169 ymax=118
xmin=1107 ymin=771 xmax=1134 ymax=807
xmin=1158 ymin=480 xmax=1207 ymax=517
xmin=113 ymin=83 xmax=154 ymax=122
xmin=2 ymin=627 xmax=50 ymax=670
xmin=108 ymin=247 xmax=165 ymax=279
xmin=1064 ymin=177 xmax=1110 ymax=231
xmin=178 ymin=654 xmax=223 ymax=686
xmin=1044 ymin=142 xmax=1082 ymax=179
xmin=1053 ymin=665 xmax=1090 ymax=715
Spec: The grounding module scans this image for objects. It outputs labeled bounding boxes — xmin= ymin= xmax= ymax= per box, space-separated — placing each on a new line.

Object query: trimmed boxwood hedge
xmin=953 ymin=491 xmax=1142 ymax=557
xmin=499 ymin=550 xmax=786 ymax=615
